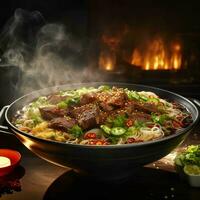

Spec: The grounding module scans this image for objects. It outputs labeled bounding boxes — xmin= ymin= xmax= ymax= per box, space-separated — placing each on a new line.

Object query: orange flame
xmin=99 ymin=50 xmax=116 ymax=71
xmin=99 ymin=34 xmax=120 ymax=71
xmin=131 ymin=38 xmax=182 ymax=70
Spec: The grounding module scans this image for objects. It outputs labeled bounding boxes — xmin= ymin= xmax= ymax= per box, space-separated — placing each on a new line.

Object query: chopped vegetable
xmin=126 ymin=89 xmax=158 ymax=103
xmin=174 ymin=145 xmax=200 ymax=167
xmin=109 ymin=115 xmax=127 ymax=127
xmin=57 ymin=97 xmax=80 ymax=109
xmin=151 ymin=114 xmax=170 ymax=125
xmin=69 ymin=125 xmax=83 ymax=138
xmin=111 ymin=127 xmax=126 ymax=136
xmin=100 ymin=125 xmax=111 ymax=135
xmin=14 ymin=86 xmax=193 ymax=145
xmin=147 ymin=97 xmax=160 ymax=103
xmin=126 ymin=138 xmax=136 ymax=144
xmin=140 ymin=95 xmax=148 ymax=102
xmin=125 ymin=119 xmax=133 ymax=127
xmin=67 ymin=97 xmax=80 ymax=106
xmin=88 ymin=139 xmax=109 ymax=145
xmin=98 ymin=85 xmax=111 ymax=91
xmin=57 ymin=101 xmax=68 ymax=109
xmin=84 ymin=132 xmax=97 ymax=139
xmin=26 ymin=108 xmax=43 ymax=126
xmin=184 ymin=165 xmax=200 ymax=175
xmin=126 ymin=126 xmax=138 ymax=135
xmin=126 ymin=90 xmax=140 ymax=101
xmin=134 ymin=120 xmax=146 ymax=129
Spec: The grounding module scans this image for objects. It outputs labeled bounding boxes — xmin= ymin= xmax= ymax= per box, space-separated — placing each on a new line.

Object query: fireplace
xmin=87 ymin=0 xmax=200 ymax=98
xmin=0 ymin=0 xmax=200 ymax=109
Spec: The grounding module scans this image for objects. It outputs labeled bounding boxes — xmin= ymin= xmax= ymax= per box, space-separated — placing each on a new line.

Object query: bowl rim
xmin=0 ymin=148 xmax=21 ymax=169
xmin=5 ymin=82 xmax=200 ymax=149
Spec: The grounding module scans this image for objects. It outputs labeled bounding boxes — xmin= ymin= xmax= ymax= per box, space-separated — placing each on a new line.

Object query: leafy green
xmin=151 ymin=114 xmax=170 ymax=125
xmin=98 ymin=85 xmax=111 ymax=91
xmin=175 ymin=145 xmax=200 ymax=167
xmin=31 ymin=97 xmax=49 ymax=108
xmin=32 ymin=115 xmax=43 ymax=125
xmin=134 ymin=120 xmax=146 ymax=129
xmin=27 ymin=108 xmax=43 ymax=126
xmin=108 ymin=136 xmax=121 ymax=144
xmin=126 ymin=90 xmax=140 ymax=100
xmin=57 ymin=101 xmax=68 ymax=109
xmin=110 ymin=115 xmax=127 ymax=127
xmin=69 ymin=125 xmax=83 ymax=138
xmin=126 ymin=127 xmax=137 ymax=136
xmin=57 ymin=97 xmax=80 ymax=109
xmin=67 ymin=97 xmax=80 ymax=106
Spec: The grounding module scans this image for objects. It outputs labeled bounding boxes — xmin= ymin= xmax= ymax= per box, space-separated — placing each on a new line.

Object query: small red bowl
xmin=0 ymin=149 xmax=21 ymax=176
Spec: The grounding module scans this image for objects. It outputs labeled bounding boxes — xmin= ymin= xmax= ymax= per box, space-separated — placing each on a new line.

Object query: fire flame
xmin=131 ymin=38 xmax=182 ymax=70
xmin=99 ymin=34 xmax=120 ymax=71
xmin=99 ymin=50 xmax=116 ymax=71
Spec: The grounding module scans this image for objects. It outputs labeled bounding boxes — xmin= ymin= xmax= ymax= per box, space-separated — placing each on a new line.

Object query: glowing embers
xmin=131 ymin=38 xmax=182 ymax=70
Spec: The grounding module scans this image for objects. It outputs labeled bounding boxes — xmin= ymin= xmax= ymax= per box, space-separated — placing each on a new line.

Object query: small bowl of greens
xmin=174 ymin=145 xmax=200 ymax=187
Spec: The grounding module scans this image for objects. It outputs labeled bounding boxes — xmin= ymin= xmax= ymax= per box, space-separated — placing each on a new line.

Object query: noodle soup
xmin=13 ymin=86 xmax=192 ymax=145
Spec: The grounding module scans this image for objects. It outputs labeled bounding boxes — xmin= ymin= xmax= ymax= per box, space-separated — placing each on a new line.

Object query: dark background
xmin=1 ymin=0 xmax=200 ymax=35
xmin=1 ymin=0 xmax=200 ymax=108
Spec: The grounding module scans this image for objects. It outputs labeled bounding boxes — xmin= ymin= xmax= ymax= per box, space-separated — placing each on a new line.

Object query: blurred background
xmin=0 ymin=0 xmax=200 ymax=108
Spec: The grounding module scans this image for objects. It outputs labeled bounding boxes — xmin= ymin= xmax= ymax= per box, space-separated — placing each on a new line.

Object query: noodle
xmin=13 ymin=86 xmax=192 ymax=145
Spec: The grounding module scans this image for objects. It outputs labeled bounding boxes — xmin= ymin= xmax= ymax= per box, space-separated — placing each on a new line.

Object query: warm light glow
xmin=102 ymin=35 xmax=121 ymax=51
xmin=0 ymin=156 xmax=11 ymax=168
xmin=131 ymin=49 xmax=142 ymax=66
xmin=131 ymin=38 xmax=182 ymax=70
xmin=99 ymin=51 xmax=116 ymax=71
xmin=23 ymin=139 xmax=35 ymax=149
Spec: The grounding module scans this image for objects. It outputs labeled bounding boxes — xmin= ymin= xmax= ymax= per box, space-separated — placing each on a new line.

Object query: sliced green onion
xmin=57 ymin=101 xmax=68 ymax=109
xmin=140 ymin=95 xmax=148 ymax=102
xmin=100 ymin=125 xmax=111 ymax=135
xmin=111 ymin=127 xmax=126 ymax=136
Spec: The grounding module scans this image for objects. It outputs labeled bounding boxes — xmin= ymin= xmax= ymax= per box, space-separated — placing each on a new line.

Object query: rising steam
xmin=0 ymin=9 xmax=102 ymax=96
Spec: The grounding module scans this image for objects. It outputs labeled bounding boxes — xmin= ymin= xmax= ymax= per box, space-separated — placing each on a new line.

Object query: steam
xmin=0 ymin=9 xmax=102 ymax=96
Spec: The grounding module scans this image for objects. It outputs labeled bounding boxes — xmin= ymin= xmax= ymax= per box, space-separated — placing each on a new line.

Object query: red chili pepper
xmin=126 ymin=138 xmax=136 ymax=143
xmin=125 ymin=119 xmax=133 ymax=127
xmin=84 ymin=132 xmax=97 ymax=139
xmin=95 ymin=140 xmax=105 ymax=145
xmin=88 ymin=139 xmax=109 ymax=145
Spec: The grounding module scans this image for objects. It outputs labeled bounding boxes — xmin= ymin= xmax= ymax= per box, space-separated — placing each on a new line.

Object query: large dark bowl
xmin=0 ymin=83 xmax=199 ymax=181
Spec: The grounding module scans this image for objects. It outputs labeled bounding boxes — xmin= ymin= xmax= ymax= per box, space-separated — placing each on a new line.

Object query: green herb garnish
xmin=108 ymin=115 xmax=127 ymax=127
xmin=151 ymin=114 xmax=170 ymax=125
xmin=175 ymin=145 xmax=200 ymax=167
xmin=69 ymin=125 xmax=83 ymax=137
xmin=98 ymin=85 xmax=111 ymax=91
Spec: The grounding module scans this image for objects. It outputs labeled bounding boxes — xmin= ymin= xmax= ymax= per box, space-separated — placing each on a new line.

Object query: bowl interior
xmin=5 ymin=82 xmax=200 ymax=147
